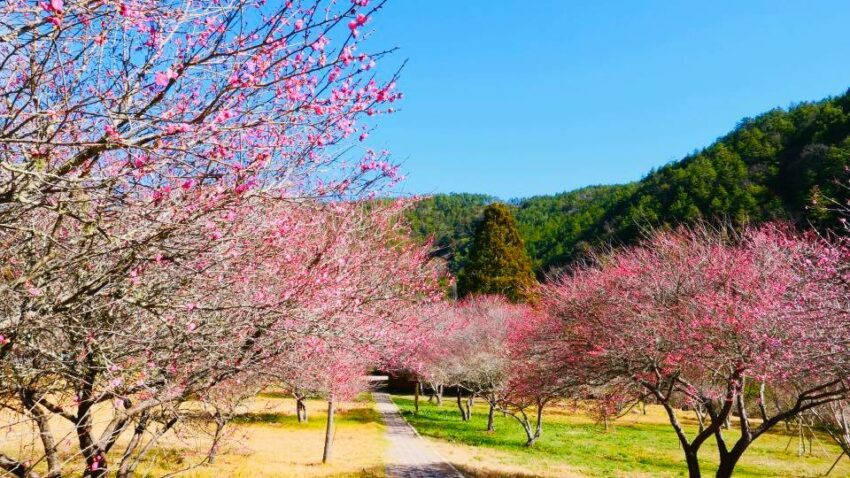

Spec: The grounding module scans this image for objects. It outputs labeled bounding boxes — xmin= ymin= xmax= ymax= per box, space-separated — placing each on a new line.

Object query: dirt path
xmin=372 ymin=392 xmax=464 ymax=478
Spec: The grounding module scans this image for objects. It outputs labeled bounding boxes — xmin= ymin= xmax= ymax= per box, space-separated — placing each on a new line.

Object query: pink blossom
xmin=154 ymin=68 xmax=178 ymax=86
xmin=26 ymin=283 xmax=41 ymax=297
xmin=41 ymin=0 xmax=63 ymax=13
xmin=104 ymin=124 xmax=120 ymax=139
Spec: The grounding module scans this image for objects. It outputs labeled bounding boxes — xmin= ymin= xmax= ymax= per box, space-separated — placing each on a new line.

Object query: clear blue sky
xmin=363 ymin=1 xmax=850 ymax=199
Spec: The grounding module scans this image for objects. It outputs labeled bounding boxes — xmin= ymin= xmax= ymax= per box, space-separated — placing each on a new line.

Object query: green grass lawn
xmin=392 ymin=395 xmax=850 ymax=477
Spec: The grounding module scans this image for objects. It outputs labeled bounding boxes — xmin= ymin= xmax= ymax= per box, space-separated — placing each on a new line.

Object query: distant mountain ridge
xmin=406 ymin=89 xmax=850 ymax=274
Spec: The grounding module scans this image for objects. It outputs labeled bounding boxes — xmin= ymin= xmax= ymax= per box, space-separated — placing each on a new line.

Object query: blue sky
xmin=363 ymin=1 xmax=850 ymax=199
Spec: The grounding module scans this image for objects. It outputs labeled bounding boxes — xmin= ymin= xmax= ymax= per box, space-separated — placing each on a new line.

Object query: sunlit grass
xmin=0 ymin=394 xmax=387 ymax=478
xmin=146 ymin=394 xmax=387 ymax=478
xmin=393 ymin=395 xmax=850 ymax=477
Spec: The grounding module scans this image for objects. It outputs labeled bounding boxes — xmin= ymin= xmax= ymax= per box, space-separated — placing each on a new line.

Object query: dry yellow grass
xmin=1 ymin=393 xmax=387 ymax=478
xmin=153 ymin=394 xmax=388 ymax=478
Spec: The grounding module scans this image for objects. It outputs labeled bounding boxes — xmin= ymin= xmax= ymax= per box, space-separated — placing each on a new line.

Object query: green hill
xmin=406 ymin=89 xmax=850 ymax=274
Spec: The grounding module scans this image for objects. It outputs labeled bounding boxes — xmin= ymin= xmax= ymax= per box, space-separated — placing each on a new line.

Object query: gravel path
xmin=372 ymin=392 xmax=464 ymax=478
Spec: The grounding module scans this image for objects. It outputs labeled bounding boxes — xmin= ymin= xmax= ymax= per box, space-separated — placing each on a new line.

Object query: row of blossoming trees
xmin=0 ymin=1 xmax=448 ymax=477
xmin=413 ymin=224 xmax=850 ymax=478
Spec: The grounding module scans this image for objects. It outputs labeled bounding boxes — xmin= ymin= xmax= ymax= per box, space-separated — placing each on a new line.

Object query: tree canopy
xmin=456 ymin=203 xmax=536 ymax=302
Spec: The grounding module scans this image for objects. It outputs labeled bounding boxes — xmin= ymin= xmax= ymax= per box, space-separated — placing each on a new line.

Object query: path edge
xmin=372 ymin=391 xmax=466 ymax=478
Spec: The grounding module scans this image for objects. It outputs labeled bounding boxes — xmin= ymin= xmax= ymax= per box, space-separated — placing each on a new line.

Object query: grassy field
xmin=155 ymin=393 xmax=388 ymax=478
xmin=0 ymin=393 xmax=387 ymax=478
xmin=392 ymin=395 xmax=850 ymax=478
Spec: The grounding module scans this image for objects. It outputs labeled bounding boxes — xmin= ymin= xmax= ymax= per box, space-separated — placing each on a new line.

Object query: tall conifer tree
xmin=457 ymin=203 xmax=536 ymax=302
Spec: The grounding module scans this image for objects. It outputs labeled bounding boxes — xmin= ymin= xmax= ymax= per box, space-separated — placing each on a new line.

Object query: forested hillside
xmin=407 ymin=89 xmax=850 ymax=274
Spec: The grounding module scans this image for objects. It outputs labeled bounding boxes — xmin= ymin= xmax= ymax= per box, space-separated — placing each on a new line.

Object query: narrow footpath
xmin=372 ymin=392 xmax=464 ymax=478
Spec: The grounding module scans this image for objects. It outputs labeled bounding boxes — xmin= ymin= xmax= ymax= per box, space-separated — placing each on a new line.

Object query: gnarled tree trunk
xmin=296 ymin=396 xmax=309 ymax=423
xmin=455 ymin=387 xmax=471 ymax=421
xmin=208 ymin=411 xmax=227 ymax=465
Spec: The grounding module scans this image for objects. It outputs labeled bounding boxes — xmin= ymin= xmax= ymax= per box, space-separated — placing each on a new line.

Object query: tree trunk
xmin=116 ymin=416 xmax=178 ymax=478
xmin=534 ymin=398 xmax=544 ymax=439
xmin=84 ymin=453 xmax=108 ymax=478
xmin=695 ymin=406 xmax=706 ymax=433
xmin=296 ymin=397 xmax=308 ymax=423
xmin=116 ymin=418 xmax=146 ymax=478
xmin=77 ymin=412 xmax=108 ymax=478
xmin=0 ymin=454 xmax=40 ymax=478
xmin=28 ymin=402 xmax=61 ymax=478
xmin=684 ymin=448 xmax=701 ymax=478
xmin=207 ymin=412 xmax=226 ymax=465
xmin=715 ymin=443 xmax=748 ymax=478
xmin=322 ymin=397 xmax=336 ymax=464
xmin=456 ymin=387 xmax=469 ymax=421
xmin=414 ymin=381 xmax=421 ymax=415
xmin=684 ymin=450 xmax=701 ymax=478
xmin=436 ymin=385 xmax=443 ymax=406
xmin=486 ymin=403 xmax=496 ymax=432
xmin=523 ymin=421 xmax=537 ymax=447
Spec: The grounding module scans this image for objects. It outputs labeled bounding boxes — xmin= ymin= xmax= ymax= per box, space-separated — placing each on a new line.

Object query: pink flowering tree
xmin=406 ymin=298 xmax=503 ymax=423
xmin=0 ymin=0 xmax=402 ymax=365
xmin=449 ymin=296 xmax=521 ymax=432
xmin=0 ymin=197 xmax=441 ymax=476
xmin=272 ymin=340 xmax=373 ymax=463
xmin=405 ymin=302 xmax=463 ymax=408
xmin=541 ymin=224 xmax=850 ymax=478
xmin=497 ymin=306 xmax=579 ymax=446
xmin=0 ymin=1 xmax=424 ymax=476
xmin=804 ymin=231 xmax=850 ymax=468
xmin=408 ymin=296 xmax=531 ymax=431
xmin=257 ymin=199 xmax=443 ymax=463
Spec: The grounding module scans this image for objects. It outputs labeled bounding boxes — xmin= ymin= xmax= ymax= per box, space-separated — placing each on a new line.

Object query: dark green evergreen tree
xmin=456 ymin=203 xmax=536 ymax=302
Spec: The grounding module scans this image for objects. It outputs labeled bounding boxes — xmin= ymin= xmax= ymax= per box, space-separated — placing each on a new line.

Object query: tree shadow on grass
xmin=340 ymin=406 xmax=382 ymax=424
xmin=257 ymin=390 xmax=289 ymax=399
xmin=231 ymin=412 xmax=296 ymax=425
xmin=452 ymin=463 xmax=548 ymax=478
xmin=301 ymin=464 xmax=384 ymax=477
xmin=231 ymin=407 xmax=381 ymax=427
xmin=385 ymin=462 xmax=465 ymax=477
